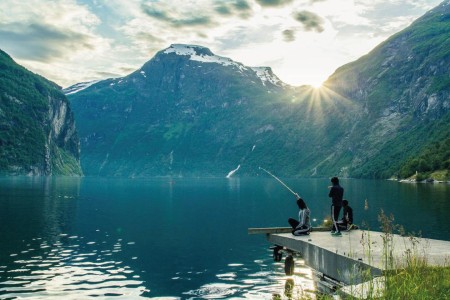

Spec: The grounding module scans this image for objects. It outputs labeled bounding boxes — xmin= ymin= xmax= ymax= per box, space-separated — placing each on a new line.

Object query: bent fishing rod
xmin=259 ymin=167 xmax=300 ymax=199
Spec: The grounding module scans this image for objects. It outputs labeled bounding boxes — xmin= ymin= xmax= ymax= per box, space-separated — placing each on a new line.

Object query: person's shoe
xmin=347 ymin=224 xmax=355 ymax=231
xmin=330 ymin=230 xmax=336 ymax=234
xmin=331 ymin=231 xmax=342 ymax=236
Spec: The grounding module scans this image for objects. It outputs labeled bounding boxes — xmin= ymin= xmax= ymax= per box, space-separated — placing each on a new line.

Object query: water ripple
xmin=0 ymin=233 xmax=147 ymax=299
xmin=183 ymin=282 xmax=246 ymax=299
xmin=181 ymin=256 xmax=317 ymax=299
xmin=1 ymin=235 xmax=318 ymax=299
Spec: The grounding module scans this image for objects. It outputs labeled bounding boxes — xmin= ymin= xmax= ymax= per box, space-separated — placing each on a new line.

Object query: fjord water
xmin=0 ymin=176 xmax=449 ymax=299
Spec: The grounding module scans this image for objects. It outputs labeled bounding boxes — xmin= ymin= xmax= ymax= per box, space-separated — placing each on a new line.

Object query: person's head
xmin=331 ymin=177 xmax=339 ymax=185
xmin=296 ymin=198 xmax=307 ymax=210
xmin=342 ymin=200 xmax=348 ymax=207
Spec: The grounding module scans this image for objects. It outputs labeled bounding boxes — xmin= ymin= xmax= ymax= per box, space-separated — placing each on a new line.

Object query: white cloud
xmin=0 ymin=0 xmax=114 ymax=86
xmin=0 ymin=0 xmax=100 ymax=33
xmin=0 ymin=0 xmax=444 ymax=87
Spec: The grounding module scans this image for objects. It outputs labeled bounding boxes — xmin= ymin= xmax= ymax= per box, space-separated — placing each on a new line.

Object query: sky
xmin=0 ymin=0 xmax=443 ymax=88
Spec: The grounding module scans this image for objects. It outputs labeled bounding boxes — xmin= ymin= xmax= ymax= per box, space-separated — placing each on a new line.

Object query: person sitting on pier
xmin=337 ymin=199 xmax=356 ymax=231
xmin=288 ymin=198 xmax=311 ymax=235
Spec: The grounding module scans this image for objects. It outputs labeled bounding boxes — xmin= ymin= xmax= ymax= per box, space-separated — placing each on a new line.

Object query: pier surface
xmin=249 ymin=228 xmax=450 ymax=284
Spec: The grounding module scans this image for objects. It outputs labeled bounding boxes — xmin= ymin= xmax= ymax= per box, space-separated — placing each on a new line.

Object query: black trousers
xmin=331 ymin=205 xmax=342 ymax=232
xmin=288 ymin=218 xmax=310 ymax=235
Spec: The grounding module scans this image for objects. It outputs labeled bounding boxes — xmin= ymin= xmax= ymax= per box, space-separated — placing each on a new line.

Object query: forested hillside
xmin=0 ymin=50 xmax=82 ymax=175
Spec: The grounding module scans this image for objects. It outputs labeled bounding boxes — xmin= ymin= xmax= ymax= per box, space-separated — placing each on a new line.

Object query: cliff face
xmin=0 ymin=49 xmax=82 ymax=176
xmin=320 ymin=1 xmax=450 ymax=178
xmin=45 ymin=93 xmax=81 ymax=175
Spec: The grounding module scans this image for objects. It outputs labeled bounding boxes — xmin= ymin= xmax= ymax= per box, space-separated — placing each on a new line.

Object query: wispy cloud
xmin=234 ymin=0 xmax=252 ymax=11
xmin=215 ymin=3 xmax=233 ymax=15
xmin=141 ymin=3 xmax=213 ymax=27
xmin=293 ymin=10 xmax=325 ymax=32
xmin=282 ymin=29 xmax=296 ymax=42
xmin=0 ymin=23 xmax=96 ymax=62
xmin=0 ymin=0 xmax=103 ymax=61
xmin=255 ymin=0 xmax=293 ymax=7
xmin=214 ymin=0 xmax=253 ymax=18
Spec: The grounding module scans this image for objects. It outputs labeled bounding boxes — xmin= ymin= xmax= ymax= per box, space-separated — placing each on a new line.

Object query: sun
xmin=298 ymin=72 xmax=327 ymax=89
xmin=308 ymin=72 xmax=328 ymax=88
xmin=310 ymin=80 xmax=324 ymax=89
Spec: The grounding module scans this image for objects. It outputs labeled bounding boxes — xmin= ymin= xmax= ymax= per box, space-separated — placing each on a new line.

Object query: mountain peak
xmin=163 ymin=44 xmax=214 ymax=56
xmin=160 ymin=45 xmax=287 ymax=87
xmin=161 ymin=44 xmax=248 ymax=72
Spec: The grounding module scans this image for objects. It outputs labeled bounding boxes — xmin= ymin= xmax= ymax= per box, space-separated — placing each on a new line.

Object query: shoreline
xmin=396 ymin=178 xmax=450 ymax=184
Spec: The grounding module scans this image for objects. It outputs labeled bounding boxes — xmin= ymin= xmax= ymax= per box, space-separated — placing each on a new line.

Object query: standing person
xmin=329 ymin=177 xmax=344 ymax=236
xmin=288 ymin=198 xmax=311 ymax=236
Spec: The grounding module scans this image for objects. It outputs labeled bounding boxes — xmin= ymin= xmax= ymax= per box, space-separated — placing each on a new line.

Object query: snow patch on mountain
xmin=251 ymin=67 xmax=285 ymax=87
xmin=63 ymin=80 xmax=101 ymax=95
xmin=164 ymin=44 xmax=248 ymax=72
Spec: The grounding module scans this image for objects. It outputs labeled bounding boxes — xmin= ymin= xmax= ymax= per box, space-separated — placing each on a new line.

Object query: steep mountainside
xmin=321 ymin=0 xmax=450 ymax=178
xmin=0 ymin=50 xmax=82 ymax=175
xmin=67 ymin=44 xmax=357 ymax=177
xmin=67 ymin=2 xmax=449 ymax=179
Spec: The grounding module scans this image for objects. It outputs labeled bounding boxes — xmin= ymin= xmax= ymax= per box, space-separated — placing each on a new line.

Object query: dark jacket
xmin=342 ymin=206 xmax=353 ymax=224
xmin=328 ymin=184 xmax=344 ymax=206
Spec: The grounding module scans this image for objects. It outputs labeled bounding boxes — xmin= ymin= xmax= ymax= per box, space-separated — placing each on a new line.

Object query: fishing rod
xmin=259 ymin=167 xmax=300 ymax=199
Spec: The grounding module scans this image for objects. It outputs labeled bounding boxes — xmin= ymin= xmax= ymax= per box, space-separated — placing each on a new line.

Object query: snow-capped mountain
xmin=67 ymin=44 xmax=300 ymax=177
xmin=161 ymin=44 xmax=286 ymax=87
xmin=65 ymin=44 xmax=287 ymax=97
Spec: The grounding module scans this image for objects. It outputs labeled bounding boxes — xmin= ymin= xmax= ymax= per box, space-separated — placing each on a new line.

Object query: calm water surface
xmin=0 ymin=176 xmax=449 ymax=299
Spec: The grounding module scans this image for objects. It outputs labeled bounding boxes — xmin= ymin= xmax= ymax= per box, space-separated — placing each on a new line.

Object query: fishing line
xmin=258 ymin=167 xmax=297 ymax=228
xmin=259 ymin=167 xmax=299 ymax=199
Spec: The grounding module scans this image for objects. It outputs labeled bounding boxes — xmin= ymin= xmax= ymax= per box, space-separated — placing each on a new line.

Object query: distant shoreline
xmin=390 ymin=178 xmax=450 ymax=184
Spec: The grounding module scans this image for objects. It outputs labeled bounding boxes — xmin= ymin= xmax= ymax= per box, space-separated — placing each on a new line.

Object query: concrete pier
xmin=250 ymin=228 xmax=450 ymax=285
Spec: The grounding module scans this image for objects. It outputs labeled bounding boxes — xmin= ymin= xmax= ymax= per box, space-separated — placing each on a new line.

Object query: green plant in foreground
xmin=340 ymin=211 xmax=450 ymax=300
xmin=383 ymin=265 xmax=450 ymax=299
xmin=377 ymin=210 xmax=450 ymax=300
